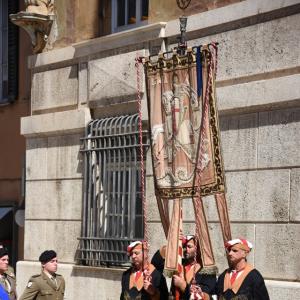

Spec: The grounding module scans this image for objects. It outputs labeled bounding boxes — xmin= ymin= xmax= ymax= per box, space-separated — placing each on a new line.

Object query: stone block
xmin=32 ymin=66 xmax=78 ymax=112
xmin=26 ymin=134 xmax=83 ymax=180
xmin=258 ymin=108 xmax=300 ymax=168
xmin=290 ymin=168 xmax=300 ymax=221
xmin=26 ymin=137 xmax=48 ymax=180
xmin=147 ymin=222 xmax=167 ymax=259
xmin=145 ymin=147 xmax=153 ymax=176
xmin=47 ymin=134 xmax=83 ymax=179
xmin=88 ymin=51 xmax=144 ymax=104
xmin=266 ymin=280 xmax=300 ymax=300
xmin=255 ymin=224 xmax=300 ymax=280
xmin=188 ymin=14 xmax=300 ymax=81
xmin=26 ymin=179 xmax=82 ymax=220
xmin=225 ymin=169 xmax=289 ymax=222
xmin=180 ymin=169 xmax=290 ymax=222
xmin=79 ymin=63 xmax=88 ymax=105
xmin=220 ymin=113 xmax=258 ymax=170
xmin=21 ymin=109 xmax=92 ymax=137
xmin=145 ymin=176 xmax=160 ymax=222
xmin=24 ymin=220 xmax=81 ymax=263
xmin=146 ymin=168 xmax=289 ymax=223
xmin=217 ymin=74 xmax=300 ymax=113
xmin=70 ymin=266 xmax=123 ymax=300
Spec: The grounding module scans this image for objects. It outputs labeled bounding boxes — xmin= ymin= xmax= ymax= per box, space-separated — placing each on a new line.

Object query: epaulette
xmin=5 ymin=271 xmax=15 ymax=279
xmin=31 ymin=274 xmax=41 ymax=278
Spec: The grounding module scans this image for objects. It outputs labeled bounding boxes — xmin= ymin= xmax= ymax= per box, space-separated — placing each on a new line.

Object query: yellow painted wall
xmin=53 ymin=0 xmax=100 ymax=48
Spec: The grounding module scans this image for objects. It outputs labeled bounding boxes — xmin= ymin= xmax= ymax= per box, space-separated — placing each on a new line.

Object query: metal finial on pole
xmin=177 ymin=15 xmax=188 ymax=55
xmin=176 ymin=0 xmax=191 ymax=55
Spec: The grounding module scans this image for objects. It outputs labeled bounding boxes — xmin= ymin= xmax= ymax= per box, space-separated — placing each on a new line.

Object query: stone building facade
xmin=17 ymin=0 xmax=300 ymax=299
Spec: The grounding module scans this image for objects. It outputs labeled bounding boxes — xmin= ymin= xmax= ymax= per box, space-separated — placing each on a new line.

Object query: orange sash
xmin=223 ymin=264 xmax=254 ymax=294
xmin=129 ymin=264 xmax=155 ymax=291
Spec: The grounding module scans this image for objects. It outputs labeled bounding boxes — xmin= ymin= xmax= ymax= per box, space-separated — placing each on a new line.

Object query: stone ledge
xmin=21 ymin=108 xmax=92 ymax=137
xmin=28 ymin=22 xmax=166 ymax=69
xmin=27 ymin=0 xmax=300 ymax=71
xmin=266 ymin=279 xmax=300 ymax=299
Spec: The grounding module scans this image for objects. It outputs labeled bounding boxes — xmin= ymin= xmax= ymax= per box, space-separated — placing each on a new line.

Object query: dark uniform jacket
xmin=0 ymin=270 xmax=17 ymax=300
xmin=120 ymin=264 xmax=169 ymax=300
xmin=19 ymin=271 xmax=65 ymax=300
xmin=216 ymin=265 xmax=269 ymax=300
xmin=171 ymin=263 xmax=217 ymax=300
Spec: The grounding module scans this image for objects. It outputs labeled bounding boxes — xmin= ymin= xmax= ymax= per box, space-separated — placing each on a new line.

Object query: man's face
xmin=185 ymin=239 xmax=196 ymax=261
xmin=130 ymin=247 xmax=145 ymax=270
xmin=0 ymin=255 xmax=9 ymax=274
xmin=227 ymin=245 xmax=247 ymax=266
xmin=43 ymin=257 xmax=58 ymax=274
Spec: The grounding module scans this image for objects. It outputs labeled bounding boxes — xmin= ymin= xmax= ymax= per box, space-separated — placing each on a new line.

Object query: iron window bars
xmin=76 ymin=114 xmax=149 ymax=267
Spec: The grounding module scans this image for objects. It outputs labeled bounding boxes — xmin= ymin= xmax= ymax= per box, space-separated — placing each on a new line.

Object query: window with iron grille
xmin=76 ymin=114 xmax=149 ymax=267
xmin=0 ymin=0 xmax=18 ymax=105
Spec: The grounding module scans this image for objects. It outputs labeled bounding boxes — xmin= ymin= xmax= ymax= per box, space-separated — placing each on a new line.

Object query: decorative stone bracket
xmin=10 ymin=11 xmax=54 ymax=54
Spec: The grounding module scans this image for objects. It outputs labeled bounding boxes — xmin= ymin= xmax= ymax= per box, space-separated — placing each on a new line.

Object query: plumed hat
xmin=39 ymin=250 xmax=57 ymax=263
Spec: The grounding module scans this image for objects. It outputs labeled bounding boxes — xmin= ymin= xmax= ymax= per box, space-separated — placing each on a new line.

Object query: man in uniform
xmin=20 ymin=250 xmax=65 ymax=300
xmin=0 ymin=247 xmax=17 ymax=300
xmin=171 ymin=235 xmax=216 ymax=300
xmin=0 ymin=244 xmax=15 ymax=278
xmin=216 ymin=238 xmax=269 ymax=300
xmin=120 ymin=241 xmax=169 ymax=300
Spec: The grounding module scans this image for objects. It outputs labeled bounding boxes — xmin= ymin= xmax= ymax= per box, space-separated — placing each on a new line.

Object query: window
xmin=76 ymin=114 xmax=149 ymax=267
xmin=112 ymin=0 xmax=149 ymax=33
xmin=0 ymin=0 xmax=18 ymax=105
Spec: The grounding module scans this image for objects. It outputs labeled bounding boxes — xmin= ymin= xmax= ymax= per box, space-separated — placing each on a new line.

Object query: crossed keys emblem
xmin=176 ymin=0 xmax=192 ymax=10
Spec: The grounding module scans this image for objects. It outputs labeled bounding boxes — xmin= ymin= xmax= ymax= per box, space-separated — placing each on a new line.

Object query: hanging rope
xmin=135 ymin=53 xmax=149 ymax=247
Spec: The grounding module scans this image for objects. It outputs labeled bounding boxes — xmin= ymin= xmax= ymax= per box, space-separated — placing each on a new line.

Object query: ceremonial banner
xmin=143 ymin=45 xmax=231 ymax=274
xmin=144 ymin=45 xmax=225 ymax=200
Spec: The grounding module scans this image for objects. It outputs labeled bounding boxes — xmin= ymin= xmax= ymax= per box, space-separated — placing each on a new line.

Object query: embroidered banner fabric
xmin=144 ymin=46 xmax=225 ymax=200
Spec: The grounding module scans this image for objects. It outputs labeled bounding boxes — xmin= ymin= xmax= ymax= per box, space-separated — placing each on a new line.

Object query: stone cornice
xmin=27 ymin=0 xmax=300 ymax=70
